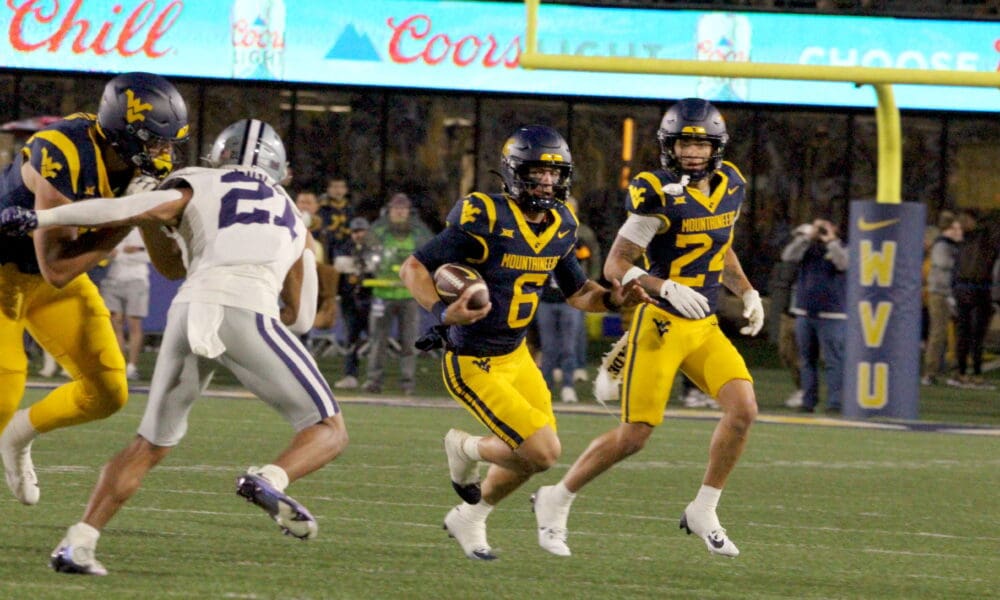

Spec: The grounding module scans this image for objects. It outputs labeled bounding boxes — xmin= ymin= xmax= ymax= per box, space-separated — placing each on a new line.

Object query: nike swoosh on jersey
xmin=727 ymin=186 xmax=739 ymax=195
xmin=557 ymin=230 xmax=570 ymax=238
xmin=857 ymin=217 xmax=900 ymax=231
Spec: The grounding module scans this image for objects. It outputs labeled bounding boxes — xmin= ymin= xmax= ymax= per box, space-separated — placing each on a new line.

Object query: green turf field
xmin=1 ymin=386 xmax=997 ymax=599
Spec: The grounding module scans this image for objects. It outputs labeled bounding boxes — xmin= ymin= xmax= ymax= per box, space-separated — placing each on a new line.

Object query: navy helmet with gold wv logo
xmin=96 ymin=72 xmax=189 ymax=179
xmin=499 ymin=125 xmax=573 ymax=212
xmin=657 ymin=98 xmax=728 ymax=182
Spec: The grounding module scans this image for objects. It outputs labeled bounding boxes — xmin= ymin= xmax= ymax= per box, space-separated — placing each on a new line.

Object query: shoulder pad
xmin=25 ymin=127 xmax=89 ymax=200
xmin=559 ymin=201 xmax=580 ymax=228
xmin=447 ymin=192 xmax=497 ymax=235
xmin=626 ymin=171 xmax=668 ymax=215
xmin=720 ymin=161 xmax=747 ymax=185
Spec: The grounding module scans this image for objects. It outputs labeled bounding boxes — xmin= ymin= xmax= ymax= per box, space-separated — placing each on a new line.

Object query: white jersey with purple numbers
xmin=134 ymin=165 xmax=337 ymax=447
xmin=167 ymin=165 xmax=306 ymax=318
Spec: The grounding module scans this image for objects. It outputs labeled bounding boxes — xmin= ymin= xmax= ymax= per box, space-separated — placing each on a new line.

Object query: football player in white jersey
xmin=0 ymin=119 xmax=348 ymax=575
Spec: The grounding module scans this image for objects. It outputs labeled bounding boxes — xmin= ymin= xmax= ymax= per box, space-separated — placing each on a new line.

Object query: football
xmin=433 ymin=263 xmax=489 ymax=309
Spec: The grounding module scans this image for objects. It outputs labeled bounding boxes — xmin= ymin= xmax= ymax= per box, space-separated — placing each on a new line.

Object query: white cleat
xmin=1 ymin=412 xmax=40 ymax=505
xmin=444 ymin=429 xmax=481 ymax=504
xmin=443 ymin=505 xmax=496 ymax=560
xmin=50 ymin=543 xmax=108 ymax=576
xmin=679 ymin=503 xmax=740 ymax=557
xmin=560 ymin=387 xmax=579 ymax=404
xmin=593 ymin=332 xmax=628 ymax=404
xmin=531 ymin=486 xmax=571 ymax=556
xmin=593 ymin=369 xmax=620 ymax=404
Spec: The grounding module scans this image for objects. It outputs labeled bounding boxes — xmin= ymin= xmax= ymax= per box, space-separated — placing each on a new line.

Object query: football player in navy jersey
xmin=399 ymin=125 xmax=647 ymax=560
xmin=532 ymin=99 xmax=764 ymax=558
xmin=0 ymin=72 xmax=188 ymax=507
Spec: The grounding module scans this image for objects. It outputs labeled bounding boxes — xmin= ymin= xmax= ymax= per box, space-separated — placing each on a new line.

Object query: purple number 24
xmin=217 ymin=171 xmax=297 ymax=239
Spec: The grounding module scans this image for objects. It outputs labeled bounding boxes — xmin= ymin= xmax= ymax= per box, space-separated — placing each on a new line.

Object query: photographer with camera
xmin=781 ymin=218 xmax=848 ymax=413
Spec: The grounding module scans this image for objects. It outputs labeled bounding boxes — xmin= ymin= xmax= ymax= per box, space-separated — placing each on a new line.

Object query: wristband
xmin=431 ymin=300 xmax=448 ymax=324
xmin=601 ymin=290 xmax=620 ymax=312
xmin=621 ymin=266 xmax=648 ymax=286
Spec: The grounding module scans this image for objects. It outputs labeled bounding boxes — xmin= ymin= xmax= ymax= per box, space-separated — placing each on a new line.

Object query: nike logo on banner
xmin=858 ymin=218 xmax=900 ymax=232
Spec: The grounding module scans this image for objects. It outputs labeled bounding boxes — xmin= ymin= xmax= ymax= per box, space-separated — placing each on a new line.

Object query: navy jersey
xmin=0 ymin=113 xmax=133 ymax=274
xmin=414 ymin=192 xmax=588 ymax=356
xmin=626 ymin=162 xmax=746 ymax=316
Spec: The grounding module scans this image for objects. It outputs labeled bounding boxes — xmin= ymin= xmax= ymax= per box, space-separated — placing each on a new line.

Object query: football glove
xmin=740 ymin=289 xmax=765 ymax=336
xmin=0 ymin=206 xmax=39 ymax=236
xmin=659 ymin=279 xmax=710 ymax=320
xmin=126 ymin=174 xmax=160 ymax=195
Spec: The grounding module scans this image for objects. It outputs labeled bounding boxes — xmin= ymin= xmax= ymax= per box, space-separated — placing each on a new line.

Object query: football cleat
xmin=559 ymin=387 xmax=579 ymax=404
xmin=593 ymin=332 xmax=628 ymax=405
xmin=236 ymin=473 xmax=318 ymax=540
xmin=443 ymin=505 xmax=496 ymax=560
xmin=531 ymin=486 xmax=571 ymax=556
xmin=444 ymin=429 xmax=481 ymax=504
xmin=50 ymin=544 xmax=108 ymax=576
xmin=679 ymin=503 xmax=740 ymax=557
xmin=0 ymin=413 xmax=40 ymax=505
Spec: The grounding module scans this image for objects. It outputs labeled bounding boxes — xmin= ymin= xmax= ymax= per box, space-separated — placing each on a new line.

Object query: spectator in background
xmin=318 ymin=175 xmax=353 ymax=262
xmin=948 ymin=209 xmax=999 ymax=390
xmin=922 ymin=214 xmax=962 ymax=386
xmin=768 ymin=242 xmax=804 ymax=408
xmin=295 ymin=190 xmax=326 ymax=264
xmin=362 ymin=193 xmax=433 ymax=394
xmin=99 ymin=229 xmax=151 ymax=381
xmin=332 ymin=217 xmax=375 ymax=390
xmin=537 ymin=273 xmax=583 ymax=403
xmin=566 ymin=196 xmax=601 ymax=385
xmin=782 ymin=218 xmax=848 ymax=413
xmin=296 ymin=190 xmax=339 ymax=333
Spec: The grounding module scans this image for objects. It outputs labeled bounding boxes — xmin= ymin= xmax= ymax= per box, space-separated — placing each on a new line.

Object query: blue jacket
xmin=782 ymin=234 xmax=848 ymax=319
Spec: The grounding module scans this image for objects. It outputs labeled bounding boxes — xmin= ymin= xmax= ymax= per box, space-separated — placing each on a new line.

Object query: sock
xmin=66 ymin=522 xmax=101 ymax=548
xmin=693 ymin=484 xmax=722 ymax=511
xmin=6 ymin=409 xmax=38 ymax=446
xmin=251 ymin=464 xmax=290 ymax=492
xmin=462 ymin=436 xmax=482 ymax=462
xmin=463 ymin=500 xmax=494 ymax=522
xmin=551 ymin=481 xmax=577 ymax=507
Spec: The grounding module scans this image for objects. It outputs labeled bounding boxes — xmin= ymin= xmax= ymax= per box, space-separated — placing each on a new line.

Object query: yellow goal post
xmin=520 ymin=0 xmax=1000 ymax=205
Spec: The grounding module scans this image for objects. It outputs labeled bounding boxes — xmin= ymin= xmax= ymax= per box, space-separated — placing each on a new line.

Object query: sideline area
xmin=24 ymin=378 xmax=1000 ymax=437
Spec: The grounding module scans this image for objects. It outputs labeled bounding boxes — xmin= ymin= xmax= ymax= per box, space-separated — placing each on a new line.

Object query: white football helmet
xmin=208 ymin=118 xmax=287 ymax=183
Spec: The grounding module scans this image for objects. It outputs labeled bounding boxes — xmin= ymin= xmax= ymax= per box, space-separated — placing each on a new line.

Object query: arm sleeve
xmin=288 ymin=249 xmax=318 ymax=335
xmin=553 ymin=253 xmax=589 ymax=298
xmin=35 ymin=190 xmax=183 ymax=228
xmin=412 ymin=226 xmax=483 ymax=273
xmin=617 ymin=213 xmax=662 ymax=248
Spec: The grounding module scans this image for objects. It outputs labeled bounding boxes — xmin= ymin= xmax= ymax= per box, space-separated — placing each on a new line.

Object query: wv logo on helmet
xmin=125 ymin=90 xmax=153 ymax=124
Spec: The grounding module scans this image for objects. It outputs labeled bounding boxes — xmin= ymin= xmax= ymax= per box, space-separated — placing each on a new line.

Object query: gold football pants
xmin=442 ymin=341 xmax=555 ymax=449
xmin=0 ymin=263 xmax=127 ymax=434
xmin=621 ymin=303 xmax=752 ymax=426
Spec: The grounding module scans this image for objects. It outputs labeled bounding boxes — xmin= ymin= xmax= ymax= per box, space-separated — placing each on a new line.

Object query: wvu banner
xmin=844 ymin=201 xmax=926 ymax=420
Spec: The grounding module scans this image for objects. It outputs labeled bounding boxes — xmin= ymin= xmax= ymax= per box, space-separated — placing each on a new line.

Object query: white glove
xmin=740 ymin=289 xmax=764 ymax=336
xmin=126 ymin=174 xmax=160 ymax=195
xmin=659 ymin=279 xmax=710 ymax=319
